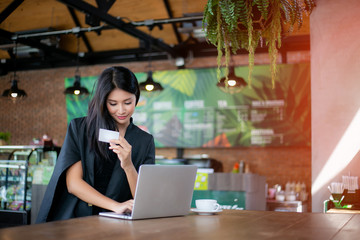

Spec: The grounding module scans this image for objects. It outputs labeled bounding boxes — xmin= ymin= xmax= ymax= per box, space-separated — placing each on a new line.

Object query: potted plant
xmin=0 ymin=132 xmax=11 ymax=145
xmin=202 ymin=0 xmax=316 ymax=88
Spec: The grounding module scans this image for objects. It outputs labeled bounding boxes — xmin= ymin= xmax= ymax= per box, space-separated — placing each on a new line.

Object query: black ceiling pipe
xmin=57 ymin=0 xmax=176 ymax=57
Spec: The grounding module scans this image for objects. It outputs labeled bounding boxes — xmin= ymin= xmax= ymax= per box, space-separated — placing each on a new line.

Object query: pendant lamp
xmin=139 ymin=28 xmax=163 ymax=93
xmin=64 ymin=74 xmax=89 ymax=95
xmin=2 ymin=41 xmax=27 ymax=102
xmin=2 ymin=78 xmax=27 ymax=100
xmin=139 ymin=71 xmax=164 ymax=92
xmin=64 ymin=37 xmax=89 ymax=96
xmin=217 ymin=65 xmax=247 ymax=94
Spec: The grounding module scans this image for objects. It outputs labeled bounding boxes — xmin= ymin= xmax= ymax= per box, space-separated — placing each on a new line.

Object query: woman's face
xmin=106 ymin=88 xmax=136 ymax=129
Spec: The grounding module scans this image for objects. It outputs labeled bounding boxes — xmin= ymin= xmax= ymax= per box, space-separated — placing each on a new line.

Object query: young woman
xmin=36 ymin=66 xmax=155 ymax=223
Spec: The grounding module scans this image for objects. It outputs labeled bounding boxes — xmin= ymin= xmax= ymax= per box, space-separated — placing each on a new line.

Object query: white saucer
xmin=191 ymin=208 xmax=223 ymax=215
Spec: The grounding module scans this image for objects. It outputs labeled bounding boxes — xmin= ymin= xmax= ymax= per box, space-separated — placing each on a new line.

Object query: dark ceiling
xmin=0 ymin=0 xmax=310 ymax=75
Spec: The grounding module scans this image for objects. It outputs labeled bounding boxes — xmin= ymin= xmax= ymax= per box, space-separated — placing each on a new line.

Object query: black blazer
xmin=36 ymin=117 xmax=155 ymax=223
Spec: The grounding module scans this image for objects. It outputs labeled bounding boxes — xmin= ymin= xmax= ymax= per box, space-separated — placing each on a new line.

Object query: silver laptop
xmin=99 ymin=164 xmax=198 ymax=220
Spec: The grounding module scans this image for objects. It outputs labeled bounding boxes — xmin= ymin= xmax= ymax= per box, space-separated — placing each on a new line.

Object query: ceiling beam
xmin=57 ymin=0 xmax=176 ymax=56
xmin=0 ymin=27 xmax=309 ymax=73
xmin=95 ymin=0 xmax=115 ymax=12
xmin=0 ymin=0 xmax=24 ymax=24
xmin=0 ymin=28 xmax=77 ymax=61
xmin=3 ymin=47 xmax=171 ymax=71
xmin=163 ymin=0 xmax=182 ymax=44
xmin=67 ymin=7 xmax=93 ymax=52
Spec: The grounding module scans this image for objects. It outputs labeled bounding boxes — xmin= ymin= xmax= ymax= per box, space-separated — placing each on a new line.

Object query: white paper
xmin=98 ymin=128 xmax=119 ymax=143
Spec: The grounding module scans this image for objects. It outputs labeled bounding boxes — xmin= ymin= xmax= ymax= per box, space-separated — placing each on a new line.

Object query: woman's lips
xmin=117 ymin=115 xmax=127 ymax=120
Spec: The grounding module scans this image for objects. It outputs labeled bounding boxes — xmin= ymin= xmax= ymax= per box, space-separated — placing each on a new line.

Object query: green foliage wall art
xmin=65 ymin=63 xmax=310 ymax=148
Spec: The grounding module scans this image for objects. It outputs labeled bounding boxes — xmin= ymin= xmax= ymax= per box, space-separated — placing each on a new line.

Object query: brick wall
xmin=0 ymin=68 xmax=69 ymax=146
xmin=0 ymin=54 xmax=311 ymax=210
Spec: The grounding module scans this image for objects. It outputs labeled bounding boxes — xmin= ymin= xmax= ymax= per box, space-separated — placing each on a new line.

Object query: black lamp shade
xmin=2 ymin=79 xmax=27 ymax=99
xmin=64 ymin=75 xmax=89 ymax=95
xmin=139 ymin=71 xmax=164 ymax=92
xmin=217 ymin=67 xmax=247 ymax=94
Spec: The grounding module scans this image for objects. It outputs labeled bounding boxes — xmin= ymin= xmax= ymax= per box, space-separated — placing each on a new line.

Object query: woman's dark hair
xmin=86 ymin=66 xmax=140 ymax=161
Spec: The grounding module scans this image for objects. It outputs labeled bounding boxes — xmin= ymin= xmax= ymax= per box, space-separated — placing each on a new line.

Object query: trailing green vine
xmin=0 ymin=132 xmax=11 ymax=144
xmin=203 ymin=0 xmax=316 ymax=89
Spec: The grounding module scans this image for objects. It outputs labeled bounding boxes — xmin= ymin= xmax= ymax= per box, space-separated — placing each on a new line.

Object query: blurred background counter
xmin=0 ymin=145 xmax=60 ymax=227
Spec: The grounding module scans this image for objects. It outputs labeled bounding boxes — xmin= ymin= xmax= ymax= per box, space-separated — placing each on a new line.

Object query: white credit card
xmin=98 ymin=128 xmax=119 ymax=143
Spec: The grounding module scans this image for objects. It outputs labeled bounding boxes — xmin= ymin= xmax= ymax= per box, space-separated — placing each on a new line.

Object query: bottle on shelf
xmin=232 ymin=162 xmax=239 ymax=173
xmin=239 ymin=160 xmax=245 ymax=173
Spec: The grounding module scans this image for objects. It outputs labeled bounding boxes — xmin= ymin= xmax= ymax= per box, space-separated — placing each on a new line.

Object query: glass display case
xmin=0 ymin=159 xmax=30 ymax=211
xmin=0 ymin=145 xmax=60 ymax=227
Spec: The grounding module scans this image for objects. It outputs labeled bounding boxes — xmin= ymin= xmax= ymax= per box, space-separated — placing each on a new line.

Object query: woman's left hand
xmin=109 ymin=136 xmax=133 ymax=170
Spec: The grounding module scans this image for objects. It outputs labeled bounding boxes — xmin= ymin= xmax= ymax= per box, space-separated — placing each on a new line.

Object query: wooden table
xmin=0 ymin=210 xmax=359 ymax=240
xmin=326 ymin=208 xmax=360 ymax=214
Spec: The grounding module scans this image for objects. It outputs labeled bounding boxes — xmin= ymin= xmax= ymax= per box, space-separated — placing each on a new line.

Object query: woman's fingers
xmin=109 ymin=142 xmax=131 ymax=156
xmin=113 ymin=199 xmax=134 ymax=214
xmin=109 ymin=136 xmax=131 ymax=152
xmin=109 ymin=135 xmax=130 ymax=148
xmin=109 ymin=136 xmax=133 ymax=169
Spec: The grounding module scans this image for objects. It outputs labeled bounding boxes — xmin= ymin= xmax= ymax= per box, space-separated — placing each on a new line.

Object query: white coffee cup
xmin=195 ymin=199 xmax=220 ymax=211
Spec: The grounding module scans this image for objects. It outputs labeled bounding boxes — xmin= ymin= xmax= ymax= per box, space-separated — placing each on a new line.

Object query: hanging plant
xmin=0 ymin=132 xmax=11 ymax=145
xmin=203 ymin=0 xmax=316 ymax=88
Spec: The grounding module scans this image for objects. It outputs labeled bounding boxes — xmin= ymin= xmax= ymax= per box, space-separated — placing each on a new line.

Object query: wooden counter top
xmin=326 ymin=208 xmax=360 ymax=214
xmin=0 ymin=210 xmax=359 ymax=240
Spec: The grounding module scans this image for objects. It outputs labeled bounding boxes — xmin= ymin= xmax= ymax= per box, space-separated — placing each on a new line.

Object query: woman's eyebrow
xmin=107 ymin=97 xmax=133 ymax=102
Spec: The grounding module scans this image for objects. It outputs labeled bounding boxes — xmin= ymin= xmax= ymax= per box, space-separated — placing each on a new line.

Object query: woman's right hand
xmin=66 ymin=161 xmax=135 ymax=214
xmin=112 ymin=199 xmax=134 ymax=214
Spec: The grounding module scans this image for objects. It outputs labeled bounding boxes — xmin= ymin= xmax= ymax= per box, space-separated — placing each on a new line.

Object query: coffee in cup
xmin=195 ymin=199 xmax=220 ymax=211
